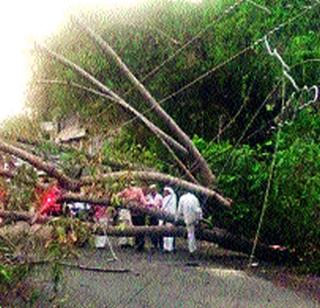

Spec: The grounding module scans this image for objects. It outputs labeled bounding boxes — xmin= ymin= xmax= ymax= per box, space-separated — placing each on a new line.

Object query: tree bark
xmin=34 ymin=43 xmax=188 ymax=156
xmin=75 ymin=19 xmax=215 ymax=186
xmin=0 ymin=139 xmax=80 ymax=191
xmin=80 ymin=171 xmax=232 ymax=207
xmin=0 ymin=210 xmax=292 ymax=263
xmin=0 ymin=144 xmax=232 ymax=207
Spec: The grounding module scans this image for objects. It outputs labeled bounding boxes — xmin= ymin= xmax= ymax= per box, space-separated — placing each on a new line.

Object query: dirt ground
xmin=27 ymin=238 xmax=319 ymax=308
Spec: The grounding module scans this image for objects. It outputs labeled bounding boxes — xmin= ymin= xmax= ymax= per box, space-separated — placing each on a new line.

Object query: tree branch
xmin=0 ymin=141 xmax=232 ymax=207
xmin=34 ymin=43 xmax=188 ymax=156
xmin=75 ymin=18 xmax=215 ymax=186
xmin=80 ymin=171 xmax=232 ymax=207
xmin=0 ymin=139 xmax=80 ymax=191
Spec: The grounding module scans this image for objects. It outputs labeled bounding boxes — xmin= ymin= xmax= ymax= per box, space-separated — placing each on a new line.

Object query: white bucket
xmin=95 ymin=235 xmax=107 ymax=248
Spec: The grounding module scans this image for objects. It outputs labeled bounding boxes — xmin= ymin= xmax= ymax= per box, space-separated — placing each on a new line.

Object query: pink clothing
xmin=117 ymin=187 xmax=148 ymax=206
xmin=94 ymin=205 xmax=106 ymax=220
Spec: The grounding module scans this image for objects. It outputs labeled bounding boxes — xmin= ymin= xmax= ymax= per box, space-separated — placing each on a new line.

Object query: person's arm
xmin=176 ymin=198 xmax=183 ymax=222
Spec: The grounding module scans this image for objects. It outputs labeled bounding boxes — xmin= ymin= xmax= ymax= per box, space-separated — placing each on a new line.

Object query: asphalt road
xmin=31 ymin=239 xmax=319 ymax=308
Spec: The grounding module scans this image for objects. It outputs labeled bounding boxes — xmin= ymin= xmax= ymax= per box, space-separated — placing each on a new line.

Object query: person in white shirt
xmin=162 ymin=187 xmax=177 ymax=252
xmin=176 ymin=192 xmax=203 ymax=254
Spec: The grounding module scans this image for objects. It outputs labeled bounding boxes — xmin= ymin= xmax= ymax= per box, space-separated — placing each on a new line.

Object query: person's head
xmin=148 ymin=184 xmax=157 ymax=196
xmin=163 ymin=186 xmax=173 ymax=197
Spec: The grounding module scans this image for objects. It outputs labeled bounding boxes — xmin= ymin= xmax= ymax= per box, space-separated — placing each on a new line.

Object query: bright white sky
xmin=0 ymin=0 xmax=201 ymax=123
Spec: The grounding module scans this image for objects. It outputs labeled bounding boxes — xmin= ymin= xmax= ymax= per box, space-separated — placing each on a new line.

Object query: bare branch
xmin=74 ymin=18 xmax=215 ymax=186
xmin=80 ymin=171 xmax=232 ymax=207
xmin=34 ymin=43 xmax=188 ymax=156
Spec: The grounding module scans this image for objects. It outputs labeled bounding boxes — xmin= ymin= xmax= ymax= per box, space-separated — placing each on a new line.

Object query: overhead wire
xmin=122 ymin=0 xmax=246 ymax=97
xmin=109 ymin=1 xmax=320 ymax=135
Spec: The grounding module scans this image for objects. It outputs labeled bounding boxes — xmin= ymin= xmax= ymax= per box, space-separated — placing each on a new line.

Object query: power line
xmin=111 ymin=2 xmax=319 ymax=136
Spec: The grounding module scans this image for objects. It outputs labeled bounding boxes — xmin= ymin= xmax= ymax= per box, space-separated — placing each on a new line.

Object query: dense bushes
xmin=195 ymin=109 xmax=320 ymax=271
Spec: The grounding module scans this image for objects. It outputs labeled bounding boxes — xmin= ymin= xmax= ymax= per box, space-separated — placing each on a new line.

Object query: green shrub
xmin=194 ymin=109 xmax=320 ymax=272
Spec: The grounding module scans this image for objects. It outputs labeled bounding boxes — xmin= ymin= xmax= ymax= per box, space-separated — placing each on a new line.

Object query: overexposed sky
xmin=0 ymin=0 xmax=148 ymax=123
xmin=0 ymin=0 xmax=202 ymax=123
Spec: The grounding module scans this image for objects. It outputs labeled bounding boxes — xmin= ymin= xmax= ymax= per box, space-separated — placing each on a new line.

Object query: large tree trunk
xmin=80 ymin=172 xmax=231 ymax=207
xmin=75 ymin=19 xmax=215 ymax=186
xmin=0 ymin=139 xmax=80 ymax=191
xmin=0 ymin=210 xmax=292 ymax=263
xmin=35 ymin=43 xmax=188 ymax=156
xmin=0 ymin=142 xmax=232 ymax=207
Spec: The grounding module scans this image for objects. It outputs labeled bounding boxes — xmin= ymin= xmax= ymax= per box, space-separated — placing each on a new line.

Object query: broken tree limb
xmin=34 ymin=43 xmax=188 ymax=156
xmin=75 ymin=18 xmax=215 ymax=186
xmin=0 ymin=139 xmax=80 ymax=191
xmin=23 ymin=258 xmax=132 ymax=274
xmin=80 ymin=171 xmax=232 ymax=207
xmin=0 ymin=210 xmax=49 ymax=224
xmin=0 ymin=142 xmax=231 ymax=207
xmin=58 ymin=262 xmax=131 ymax=273
xmin=0 ymin=210 xmax=293 ymax=263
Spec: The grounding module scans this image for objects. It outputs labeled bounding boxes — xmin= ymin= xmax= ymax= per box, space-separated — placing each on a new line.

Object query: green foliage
xmin=27 ymin=0 xmax=319 ymax=144
xmin=102 ymin=128 xmax=166 ymax=172
xmin=6 ymin=165 xmax=38 ymax=211
xmin=48 ymin=217 xmax=91 ymax=252
xmin=0 ymin=236 xmax=30 ymax=301
xmin=195 ymin=109 xmax=320 ymax=272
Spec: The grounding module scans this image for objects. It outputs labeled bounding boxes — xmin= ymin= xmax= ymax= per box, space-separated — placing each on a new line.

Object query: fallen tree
xmin=0 ymin=139 xmax=232 ymax=207
xmin=0 ymin=210 xmax=293 ymax=263
xmin=0 ymin=139 xmax=80 ymax=191
xmin=74 ymin=17 xmax=215 ymax=186
xmin=34 ymin=43 xmax=188 ymax=157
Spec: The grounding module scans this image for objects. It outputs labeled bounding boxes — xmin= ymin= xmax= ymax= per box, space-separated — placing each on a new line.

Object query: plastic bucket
xmin=95 ymin=235 xmax=107 ymax=248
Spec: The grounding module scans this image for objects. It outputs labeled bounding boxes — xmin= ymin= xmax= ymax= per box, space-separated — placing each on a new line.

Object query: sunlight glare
xmin=0 ymin=0 xmax=145 ymax=123
xmin=0 ymin=0 xmax=199 ymax=123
